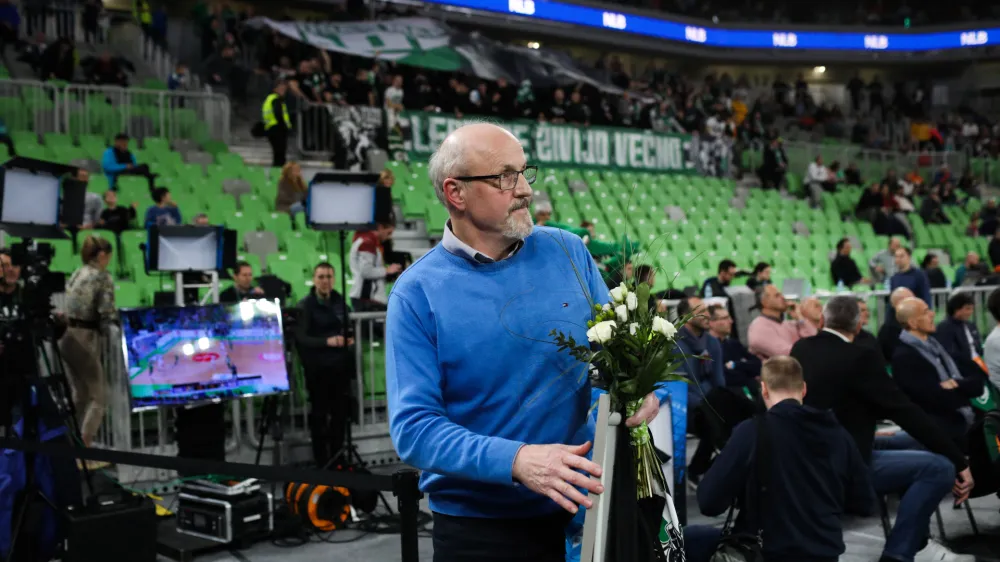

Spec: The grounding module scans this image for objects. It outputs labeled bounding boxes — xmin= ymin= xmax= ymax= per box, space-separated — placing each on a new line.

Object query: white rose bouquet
xmin=550 ymin=279 xmax=691 ymax=502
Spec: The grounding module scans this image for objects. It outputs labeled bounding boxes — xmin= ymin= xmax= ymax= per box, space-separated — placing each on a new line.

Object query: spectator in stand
xmin=203 ymin=46 xmax=248 ymax=103
xmin=262 ymin=81 xmax=291 ymax=167
xmin=275 ymin=161 xmax=307 ymax=225
xmin=758 ymin=136 xmax=787 ymax=190
xmin=854 ymin=298 xmax=883 ymax=360
xmin=919 ymin=188 xmax=950 ymax=225
xmin=0 ymin=0 xmax=19 ymax=53
xmin=792 ymin=297 xmax=975 ymax=562
xmin=40 ymin=37 xmax=75 ymax=82
xmin=830 ymin=238 xmax=869 ymax=288
xmin=675 ymin=296 xmax=756 ymax=492
xmin=980 ymin=200 xmax=998 ymax=237
xmin=191 ymin=213 xmax=209 ymax=226
xmin=79 ymin=171 xmax=103 ymax=230
xmin=855 ymin=182 xmax=883 ymax=224
xmin=844 ymin=162 xmax=862 ymax=186
xmin=82 ymin=51 xmax=132 ymax=87
xmin=0 ymin=116 xmax=13 ymax=157
xmin=878 ymin=287 xmax=914 ymax=364
xmin=82 ymin=0 xmax=102 ymax=45
xmin=747 ymin=285 xmax=822 ymax=361
xmin=984 ymin=289 xmax=1000 ymax=389
xmin=707 ymin=304 xmax=761 ymax=389
xmin=891 ymin=297 xmax=985 ymax=450
xmin=954 ymin=252 xmax=989 ymax=287
xmin=98 ymin=190 xmax=137 ymax=234
xmin=168 ymin=63 xmax=189 ymax=91
xmin=701 ymin=259 xmax=740 ymax=340
xmin=870 ymin=237 xmax=901 ymax=285
xmin=890 ymin=247 xmax=932 ymax=306
xmin=220 ymin=261 xmax=265 ymax=303
xmin=691 ymin=355 xmax=875 ymax=562
xmin=990 ymin=229 xmax=1000 ymax=270
xmin=806 ymin=154 xmax=836 ymax=193
xmin=144 ymin=187 xmax=181 ymax=227
xmin=384 ymin=74 xmax=404 ymax=131
xmin=933 ymin=293 xmax=986 ymax=375
xmin=965 ymin=214 xmax=980 ymax=238
xmin=745 ymin=262 xmax=771 ymax=292
xmin=348 ymin=219 xmax=401 ymax=313
xmin=102 ymin=133 xmax=155 ymax=190
xmin=920 ymin=253 xmax=947 ymax=289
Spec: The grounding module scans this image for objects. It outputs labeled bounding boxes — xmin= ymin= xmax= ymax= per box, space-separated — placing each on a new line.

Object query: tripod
xmin=4 ymin=326 xmax=95 ymax=562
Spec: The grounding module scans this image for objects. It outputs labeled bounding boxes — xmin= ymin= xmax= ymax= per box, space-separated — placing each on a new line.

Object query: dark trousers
xmin=432 ymin=511 xmax=571 ymax=562
xmin=303 ymin=364 xmax=351 ymax=468
xmin=268 ymin=128 xmax=288 ymax=167
xmin=689 ymin=387 xmax=756 ymax=477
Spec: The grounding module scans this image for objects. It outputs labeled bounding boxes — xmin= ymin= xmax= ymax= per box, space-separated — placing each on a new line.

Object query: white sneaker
xmin=913 ymin=539 xmax=975 ymax=561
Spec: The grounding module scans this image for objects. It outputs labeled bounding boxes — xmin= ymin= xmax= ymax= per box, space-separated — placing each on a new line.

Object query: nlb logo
xmin=864 ymin=34 xmax=889 ymax=49
xmin=960 ymin=30 xmax=988 ymax=46
xmin=685 ymin=26 xmax=707 ymax=43
xmin=508 ymin=0 xmax=535 ymax=16
xmin=602 ymin=12 xmax=627 ymax=30
xmin=772 ymin=32 xmax=797 ymax=47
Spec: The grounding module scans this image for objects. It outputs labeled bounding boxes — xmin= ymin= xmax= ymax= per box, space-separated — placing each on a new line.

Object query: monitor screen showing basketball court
xmin=120 ymin=300 xmax=290 ymax=410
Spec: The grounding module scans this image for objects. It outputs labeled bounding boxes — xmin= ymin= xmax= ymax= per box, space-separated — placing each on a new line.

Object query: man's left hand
xmin=625 ymin=393 xmax=659 ymax=428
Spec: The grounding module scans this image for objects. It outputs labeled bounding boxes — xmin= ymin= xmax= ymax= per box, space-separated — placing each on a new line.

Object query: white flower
xmin=651 ymin=316 xmax=677 ymax=339
xmin=615 ymin=304 xmax=628 ymax=322
xmin=609 ymin=285 xmax=626 ymax=303
xmin=602 ymin=303 xmax=611 ymax=312
xmin=625 ymin=292 xmax=638 ymax=311
xmin=586 ymin=320 xmax=617 ymax=344
xmin=583 ymin=235 xmax=590 ymax=245
xmin=629 ymin=322 xmax=639 ymax=336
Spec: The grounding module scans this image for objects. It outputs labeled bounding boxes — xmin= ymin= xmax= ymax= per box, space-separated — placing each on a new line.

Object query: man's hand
xmin=386 ymin=263 xmax=403 ymax=275
xmin=326 ymin=336 xmax=345 ymax=347
xmin=346 ymin=337 xmax=355 ymax=346
xmin=954 ymin=468 xmax=974 ymax=504
xmin=940 ymin=379 xmax=959 ymax=390
xmin=625 ymin=393 xmax=659 ymax=427
xmin=512 ymin=442 xmax=604 ymax=514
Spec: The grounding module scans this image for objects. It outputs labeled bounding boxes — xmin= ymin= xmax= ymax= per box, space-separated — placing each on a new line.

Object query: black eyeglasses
xmin=453 ymin=166 xmax=537 ymax=191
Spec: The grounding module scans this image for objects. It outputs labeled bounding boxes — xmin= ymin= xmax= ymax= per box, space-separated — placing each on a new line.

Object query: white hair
xmin=534 ymin=200 xmax=552 ymax=214
xmin=428 ymin=135 xmax=467 ymax=209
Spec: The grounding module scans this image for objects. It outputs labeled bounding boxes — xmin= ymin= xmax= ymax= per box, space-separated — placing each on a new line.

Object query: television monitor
xmin=120 ymin=300 xmax=290 ymax=410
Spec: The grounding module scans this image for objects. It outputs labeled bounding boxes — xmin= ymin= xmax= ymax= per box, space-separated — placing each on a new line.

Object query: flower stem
xmin=626 ymin=399 xmax=666 ymax=500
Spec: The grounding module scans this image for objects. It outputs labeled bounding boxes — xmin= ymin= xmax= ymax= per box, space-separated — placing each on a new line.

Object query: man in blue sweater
xmin=889 ymin=247 xmax=932 ymax=306
xmin=386 ymin=123 xmax=659 ymax=562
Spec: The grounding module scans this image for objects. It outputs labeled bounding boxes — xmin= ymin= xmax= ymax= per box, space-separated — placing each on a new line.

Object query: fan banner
xmin=246 ymin=16 xmax=624 ymax=93
xmin=395 ymin=111 xmax=696 ymax=173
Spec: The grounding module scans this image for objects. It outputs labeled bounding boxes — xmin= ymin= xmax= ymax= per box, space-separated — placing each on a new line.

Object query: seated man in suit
xmin=877 ymin=287 xmax=913 ymax=362
xmin=890 ymin=297 xmax=985 ymax=451
xmin=791 ymin=296 xmax=974 ymax=562
xmin=933 ymin=292 xmax=986 ymax=374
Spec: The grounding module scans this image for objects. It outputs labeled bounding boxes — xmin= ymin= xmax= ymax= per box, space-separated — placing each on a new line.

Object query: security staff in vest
xmin=133 ymin=0 xmax=152 ymax=49
xmin=263 ymin=81 xmax=292 ymax=167
xmin=295 ymin=262 xmax=355 ymax=468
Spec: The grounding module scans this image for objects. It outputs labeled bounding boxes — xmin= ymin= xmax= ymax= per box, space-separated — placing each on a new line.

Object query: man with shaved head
xmin=877 ymin=286 xmax=914 ymax=362
xmin=386 ymin=123 xmax=659 ymax=560
xmin=890 ymin=297 xmax=985 ymax=451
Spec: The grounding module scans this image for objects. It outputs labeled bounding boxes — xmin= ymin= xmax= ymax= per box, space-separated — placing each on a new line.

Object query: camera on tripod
xmin=9 ymin=239 xmax=66 ymax=321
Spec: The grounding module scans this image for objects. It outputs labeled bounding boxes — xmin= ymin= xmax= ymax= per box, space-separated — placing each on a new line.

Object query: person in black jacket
xmin=853 ymin=298 xmax=884 ymax=361
xmin=933 ymin=292 xmax=985 ymax=374
xmin=890 ymin=297 xmax=985 ymax=450
xmin=791 ymin=296 xmax=975 ymax=562
xmin=877 ymin=287 xmax=913 ymax=362
xmin=830 ymin=238 xmax=869 ymax=287
xmin=295 ymin=262 xmax=355 ymax=467
xmin=707 ymin=304 xmax=761 ymax=389
xmin=219 ymin=261 xmax=265 ymax=304
xmin=687 ymin=356 xmax=874 ymax=562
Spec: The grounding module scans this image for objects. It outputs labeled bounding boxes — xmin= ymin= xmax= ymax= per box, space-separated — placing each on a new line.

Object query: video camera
xmin=8 ymin=238 xmax=66 ymax=326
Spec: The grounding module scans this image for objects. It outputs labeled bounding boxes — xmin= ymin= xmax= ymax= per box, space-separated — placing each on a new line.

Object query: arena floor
xmin=130 ymin=335 xmax=287 ymax=390
xmin=158 ymin=440 xmax=1000 ymax=562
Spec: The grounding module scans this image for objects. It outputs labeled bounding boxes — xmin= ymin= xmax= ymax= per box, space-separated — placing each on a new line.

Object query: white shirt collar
xmin=822 ymin=328 xmax=851 ymax=343
xmin=441 ymin=220 xmax=524 ymax=264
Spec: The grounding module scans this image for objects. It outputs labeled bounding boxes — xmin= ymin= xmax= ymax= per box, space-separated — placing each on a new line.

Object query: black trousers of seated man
xmin=114 ymin=164 xmax=157 ymax=192
xmin=303 ymin=364 xmax=354 ymax=468
xmin=688 ymin=386 xmax=756 ymax=478
xmin=433 ymin=510 xmax=573 ymax=562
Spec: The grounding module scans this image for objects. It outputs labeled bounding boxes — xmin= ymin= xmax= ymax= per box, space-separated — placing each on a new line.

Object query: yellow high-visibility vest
xmin=133 ymin=0 xmax=152 ymax=25
xmin=262 ymin=93 xmax=291 ymax=131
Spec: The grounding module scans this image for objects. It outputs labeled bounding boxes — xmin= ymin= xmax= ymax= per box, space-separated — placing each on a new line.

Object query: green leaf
xmin=636 ymin=283 xmax=651 ymax=322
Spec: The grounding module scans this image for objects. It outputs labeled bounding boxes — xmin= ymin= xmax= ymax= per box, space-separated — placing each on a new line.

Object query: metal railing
xmin=89 ymin=312 xmax=392 ymax=487
xmin=0 ymin=79 xmax=231 ymax=144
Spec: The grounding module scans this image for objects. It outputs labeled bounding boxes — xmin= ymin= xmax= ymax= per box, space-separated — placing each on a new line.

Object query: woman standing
xmin=60 ymin=236 xmax=116 ymax=447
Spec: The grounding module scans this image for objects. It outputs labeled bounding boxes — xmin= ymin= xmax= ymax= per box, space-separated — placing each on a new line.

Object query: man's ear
xmin=443 ymin=178 xmax=465 ymax=211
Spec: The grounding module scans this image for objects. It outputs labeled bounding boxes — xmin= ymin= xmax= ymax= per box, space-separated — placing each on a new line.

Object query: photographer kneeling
xmin=295 ymin=262 xmax=354 ymax=468
xmin=60 ymin=236 xmax=116 ymax=448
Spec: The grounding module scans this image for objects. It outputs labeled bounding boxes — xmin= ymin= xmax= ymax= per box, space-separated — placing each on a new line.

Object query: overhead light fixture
xmin=813 ymin=65 xmax=827 ymax=74
xmin=527 ymin=41 xmax=540 ymax=49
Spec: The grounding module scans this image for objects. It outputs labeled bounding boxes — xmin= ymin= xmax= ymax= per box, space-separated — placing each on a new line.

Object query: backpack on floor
xmin=0 ymin=420 xmax=67 ymax=561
